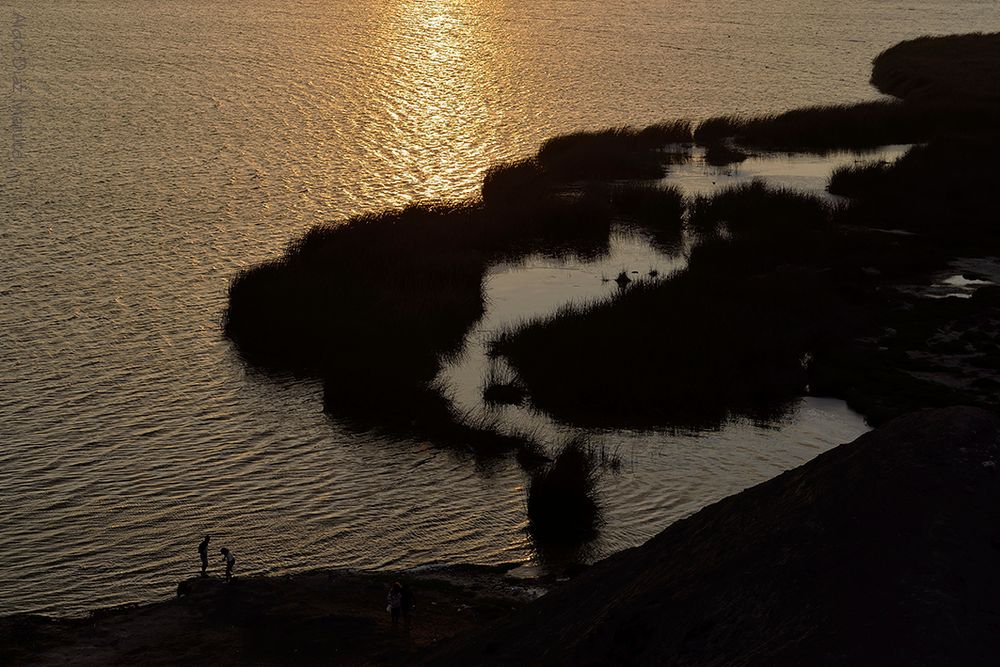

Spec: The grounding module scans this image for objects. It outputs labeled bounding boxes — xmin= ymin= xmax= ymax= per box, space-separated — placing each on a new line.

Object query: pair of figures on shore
xmin=198 ymin=535 xmax=236 ymax=582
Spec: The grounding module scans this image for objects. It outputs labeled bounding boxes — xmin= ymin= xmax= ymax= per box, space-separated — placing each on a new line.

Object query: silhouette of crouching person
xmin=220 ymin=547 xmax=236 ymax=582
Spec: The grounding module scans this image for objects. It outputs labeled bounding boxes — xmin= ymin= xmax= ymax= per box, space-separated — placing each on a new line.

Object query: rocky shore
xmin=0 ymin=565 xmax=542 ymax=666
xmin=6 ymin=407 xmax=1000 ymax=665
xmin=424 ymin=407 xmax=1000 ymax=666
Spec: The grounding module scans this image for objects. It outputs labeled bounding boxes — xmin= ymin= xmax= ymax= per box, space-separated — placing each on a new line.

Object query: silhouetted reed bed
xmin=227 ymin=31 xmax=1000 ymax=452
xmin=703 ymin=142 xmax=749 ymax=167
xmin=827 ymin=160 xmax=891 ymax=199
xmin=682 ymin=35 xmax=1000 ymax=156
xmin=224 ymin=190 xmax=626 ymax=462
xmin=526 ymin=439 xmax=601 ymax=544
xmin=692 ymin=100 xmax=998 ymax=153
xmin=491 ymin=118 xmax=1000 ymax=428
xmin=609 ymin=183 xmax=684 ymax=227
xmin=482 ymin=365 xmax=528 ymax=407
xmin=608 ymin=183 xmax=685 ymax=250
xmin=871 ymin=32 xmax=1000 ymax=102
xmin=830 ymin=137 xmax=1000 ymax=243
xmin=688 ymin=179 xmax=831 ymax=239
xmin=536 ymin=122 xmax=691 ymax=181
xmin=225 ymin=203 xmax=486 ymax=379
xmin=490 ymin=262 xmax=828 ymax=429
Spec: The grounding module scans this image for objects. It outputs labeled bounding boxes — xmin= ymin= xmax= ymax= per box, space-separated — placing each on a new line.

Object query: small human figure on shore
xmin=387 ymin=581 xmax=403 ymax=627
xmin=198 ymin=535 xmax=211 ymax=577
xmin=400 ymin=582 xmax=414 ymax=630
xmin=220 ymin=547 xmax=236 ymax=582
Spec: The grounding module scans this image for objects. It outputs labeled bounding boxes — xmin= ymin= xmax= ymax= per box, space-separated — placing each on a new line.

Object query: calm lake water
xmin=3 ymin=1 xmax=999 ymax=616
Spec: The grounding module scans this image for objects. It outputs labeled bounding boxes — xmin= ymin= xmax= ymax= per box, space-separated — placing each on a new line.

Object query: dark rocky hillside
xmin=425 ymin=407 xmax=1000 ymax=666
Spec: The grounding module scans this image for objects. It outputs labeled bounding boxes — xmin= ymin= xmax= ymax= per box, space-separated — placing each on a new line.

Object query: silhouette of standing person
xmin=198 ymin=535 xmax=211 ymax=577
xmin=220 ymin=547 xmax=235 ymax=582
xmin=387 ymin=581 xmax=403 ymax=627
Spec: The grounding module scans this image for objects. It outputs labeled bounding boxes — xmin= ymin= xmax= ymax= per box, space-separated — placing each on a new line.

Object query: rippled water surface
xmin=3 ymin=1 xmax=1000 ymax=616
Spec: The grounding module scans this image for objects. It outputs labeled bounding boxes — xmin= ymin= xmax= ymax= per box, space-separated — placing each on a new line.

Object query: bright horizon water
xmin=3 ymin=1 xmax=1000 ymax=616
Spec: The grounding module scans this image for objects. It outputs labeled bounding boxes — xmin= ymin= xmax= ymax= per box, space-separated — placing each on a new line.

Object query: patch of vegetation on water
xmin=225 ymin=32 xmax=1000 ymax=543
xmin=526 ymin=439 xmax=602 ymax=545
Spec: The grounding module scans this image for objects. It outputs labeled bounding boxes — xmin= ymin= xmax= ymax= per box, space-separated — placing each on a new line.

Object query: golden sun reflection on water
xmin=361 ymin=0 xmax=515 ymax=202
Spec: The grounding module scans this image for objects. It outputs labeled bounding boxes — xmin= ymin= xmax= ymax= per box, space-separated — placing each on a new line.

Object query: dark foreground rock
xmin=424 ymin=407 xmax=1000 ymax=666
xmin=5 ymin=408 xmax=999 ymax=666
xmin=0 ymin=567 xmax=539 ymax=666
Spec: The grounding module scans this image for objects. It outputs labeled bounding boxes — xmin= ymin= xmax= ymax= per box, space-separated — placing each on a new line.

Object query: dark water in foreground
xmin=3 ymin=1 xmax=999 ymax=615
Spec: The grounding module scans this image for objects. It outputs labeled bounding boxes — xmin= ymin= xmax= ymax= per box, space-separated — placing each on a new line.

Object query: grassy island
xmin=221 ymin=32 xmax=1000 ymax=547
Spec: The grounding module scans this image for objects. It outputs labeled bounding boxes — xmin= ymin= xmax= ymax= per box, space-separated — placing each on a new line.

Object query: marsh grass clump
xmin=481 ymin=158 xmax=549 ymax=209
xmin=607 ymin=183 xmax=686 ymax=252
xmin=488 ymin=177 xmax=861 ymax=430
xmin=687 ymin=180 xmax=832 ymax=261
xmin=536 ymin=123 xmax=690 ymax=181
xmin=610 ymin=183 xmax=684 ymax=227
xmin=526 ymin=438 xmax=601 ymax=544
xmin=490 ymin=268 xmax=817 ymax=430
xmin=225 ymin=203 xmax=488 ymax=379
xmin=703 ymin=142 xmax=749 ymax=167
xmin=591 ymin=442 xmax=624 ymax=474
xmin=694 ymin=100 xmax=999 ymax=153
xmin=828 ymin=161 xmax=891 ymax=198
xmin=635 ymin=120 xmax=694 ymax=146
xmin=482 ymin=365 xmax=528 ymax=407
xmin=871 ymin=32 xmax=1000 ymax=102
xmin=695 ymin=101 xmax=997 ymax=153
xmin=832 ymin=137 xmax=1000 ymax=239
xmin=694 ymin=102 xmax=912 ymax=151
